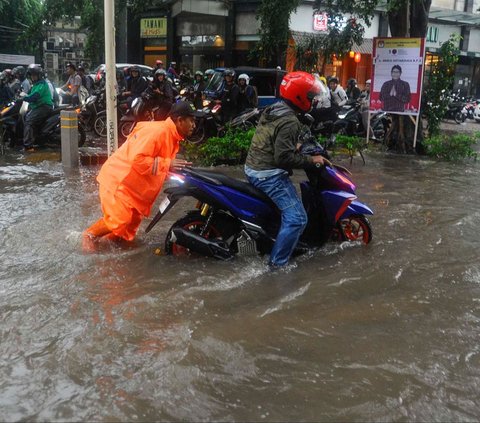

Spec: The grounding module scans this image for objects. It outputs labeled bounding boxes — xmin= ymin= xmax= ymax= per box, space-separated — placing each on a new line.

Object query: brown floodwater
xmin=1 ymin=150 xmax=479 ymax=421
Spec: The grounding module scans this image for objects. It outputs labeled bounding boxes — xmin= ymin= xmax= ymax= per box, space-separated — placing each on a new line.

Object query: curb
xmin=79 ymin=152 xmax=108 ymax=166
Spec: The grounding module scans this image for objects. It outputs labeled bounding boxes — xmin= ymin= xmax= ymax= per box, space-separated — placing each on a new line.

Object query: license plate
xmin=159 ymin=197 xmax=170 ymax=213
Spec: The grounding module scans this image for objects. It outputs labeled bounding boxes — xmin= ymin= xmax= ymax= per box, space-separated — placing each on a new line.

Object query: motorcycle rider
xmin=167 ymin=62 xmax=180 ymax=81
xmin=60 ymin=63 xmax=82 ymax=106
xmin=346 ymin=78 xmax=361 ymax=102
xmin=219 ymin=68 xmax=239 ymax=123
xmin=0 ymin=72 xmax=14 ymax=106
xmin=329 ymin=77 xmax=348 ymax=112
xmin=152 ymin=68 xmax=174 ymax=120
xmin=204 ymin=69 xmax=215 ymax=83
xmin=82 ymin=101 xmax=196 ymax=252
xmin=193 ymin=70 xmax=206 ymax=110
xmin=244 ymin=71 xmax=330 ymax=268
xmin=13 ymin=66 xmax=31 ymax=95
xmin=122 ymin=65 xmax=148 ymax=106
xmin=22 ymin=64 xmax=54 ymax=152
xmin=237 ymin=73 xmax=258 ymax=114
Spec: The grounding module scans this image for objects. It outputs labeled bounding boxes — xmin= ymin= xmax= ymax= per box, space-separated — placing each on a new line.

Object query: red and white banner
xmin=370 ymin=37 xmax=425 ymax=115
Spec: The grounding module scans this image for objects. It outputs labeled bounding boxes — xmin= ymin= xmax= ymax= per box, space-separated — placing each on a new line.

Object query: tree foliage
xmin=254 ymin=0 xmax=300 ymax=67
xmin=313 ymin=0 xmax=376 ymax=60
xmin=423 ymin=34 xmax=461 ymax=137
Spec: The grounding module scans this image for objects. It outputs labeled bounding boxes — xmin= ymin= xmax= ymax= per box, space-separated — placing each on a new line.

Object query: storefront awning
xmin=429 ymin=7 xmax=480 ymax=27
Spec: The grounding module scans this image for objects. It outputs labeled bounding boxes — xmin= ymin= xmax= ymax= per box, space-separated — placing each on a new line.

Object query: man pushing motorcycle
xmin=244 ymin=71 xmax=330 ymax=268
xmin=82 ymin=102 xmax=196 ymax=252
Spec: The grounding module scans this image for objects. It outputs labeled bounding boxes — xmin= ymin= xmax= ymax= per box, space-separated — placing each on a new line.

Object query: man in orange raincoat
xmin=82 ymin=102 xmax=196 ymax=251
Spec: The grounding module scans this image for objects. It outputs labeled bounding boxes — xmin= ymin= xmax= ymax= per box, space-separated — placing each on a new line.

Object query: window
xmin=427 ymin=27 xmax=439 ymax=43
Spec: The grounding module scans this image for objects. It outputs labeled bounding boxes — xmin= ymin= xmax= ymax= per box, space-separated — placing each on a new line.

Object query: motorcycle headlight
xmin=180 ymin=88 xmax=186 ymax=95
xmin=338 ymin=114 xmax=346 ymax=119
xmin=203 ymin=99 xmax=210 ymax=107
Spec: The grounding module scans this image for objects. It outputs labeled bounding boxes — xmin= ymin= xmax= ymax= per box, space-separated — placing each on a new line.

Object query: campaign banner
xmin=370 ymin=37 xmax=425 ymax=115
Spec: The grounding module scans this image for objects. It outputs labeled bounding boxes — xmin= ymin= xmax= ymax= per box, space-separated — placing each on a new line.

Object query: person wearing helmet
xmin=22 ymin=64 xmax=54 ymax=152
xmin=59 ymin=62 xmax=82 ymax=106
xmin=167 ymin=62 xmax=179 ymax=80
xmin=328 ymin=77 xmax=348 ymax=112
xmin=121 ymin=66 xmax=148 ymax=105
xmin=204 ymin=69 xmax=214 ymax=82
xmin=244 ymin=71 xmax=330 ymax=268
xmin=0 ymin=72 xmax=14 ymax=106
xmin=346 ymin=78 xmax=361 ymax=101
xmin=237 ymin=73 xmax=258 ymax=114
xmin=219 ymin=69 xmax=239 ymax=122
xmin=155 ymin=59 xmax=164 ymax=71
xmin=13 ymin=66 xmax=31 ymax=94
xmin=193 ymin=71 xmax=205 ymax=110
xmin=152 ymin=68 xmax=174 ymax=119
xmin=77 ymin=65 xmax=94 ymax=95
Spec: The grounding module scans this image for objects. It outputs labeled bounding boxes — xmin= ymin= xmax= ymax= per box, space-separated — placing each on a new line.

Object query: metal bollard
xmin=61 ymin=110 xmax=79 ymax=168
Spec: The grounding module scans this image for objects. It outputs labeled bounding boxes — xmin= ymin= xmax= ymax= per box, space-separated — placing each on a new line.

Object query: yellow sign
xmin=140 ymin=18 xmax=167 ymax=38
xmin=376 ymin=38 xmax=421 ymax=48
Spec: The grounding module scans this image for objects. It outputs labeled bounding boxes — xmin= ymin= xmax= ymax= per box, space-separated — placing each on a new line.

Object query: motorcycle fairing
xmin=341 ymin=200 xmax=374 ymax=218
xmin=320 ymin=190 xmax=357 ymax=225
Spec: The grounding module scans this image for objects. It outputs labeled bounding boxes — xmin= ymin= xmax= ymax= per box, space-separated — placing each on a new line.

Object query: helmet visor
xmin=308 ymin=78 xmax=328 ymax=102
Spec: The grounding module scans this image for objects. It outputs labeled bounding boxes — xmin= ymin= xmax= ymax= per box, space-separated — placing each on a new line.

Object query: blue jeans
xmin=247 ymin=172 xmax=307 ymax=266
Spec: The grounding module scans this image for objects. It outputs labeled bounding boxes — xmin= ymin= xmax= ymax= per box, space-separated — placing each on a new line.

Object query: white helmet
xmin=238 ymin=73 xmax=250 ymax=84
xmin=366 ymin=79 xmax=371 ymax=84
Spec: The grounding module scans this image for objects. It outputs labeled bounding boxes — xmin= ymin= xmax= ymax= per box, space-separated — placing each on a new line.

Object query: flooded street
xmin=1 ymin=151 xmax=480 ymax=421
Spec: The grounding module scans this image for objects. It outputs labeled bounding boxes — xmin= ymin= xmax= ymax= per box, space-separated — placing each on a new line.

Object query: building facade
xmin=122 ymin=0 xmax=480 ymax=95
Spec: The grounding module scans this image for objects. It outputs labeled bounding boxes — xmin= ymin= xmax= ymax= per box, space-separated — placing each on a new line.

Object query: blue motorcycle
xmin=145 ymin=135 xmax=373 ymax=260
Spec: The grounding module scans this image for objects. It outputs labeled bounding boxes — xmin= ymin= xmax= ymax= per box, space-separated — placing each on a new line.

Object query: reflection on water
xmin=1 ymin=152 xmax=480 ymax=421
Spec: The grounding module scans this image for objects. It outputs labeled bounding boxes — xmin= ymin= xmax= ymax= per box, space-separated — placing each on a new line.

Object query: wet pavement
xmin=1 ymin=149 xmax=480 ymax=421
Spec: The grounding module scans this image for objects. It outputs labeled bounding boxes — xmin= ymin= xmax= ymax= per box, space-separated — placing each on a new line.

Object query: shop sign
xmin=370 ymin=37 xmax=426 ymax=116
xmin=313 ymin=13 xmax=328 ymax=32
xmin=140 ymin=18 xmax=167 ymax=38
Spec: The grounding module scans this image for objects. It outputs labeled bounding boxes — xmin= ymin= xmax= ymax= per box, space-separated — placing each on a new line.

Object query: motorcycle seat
xmin=189 ymin=168 xmax=274 ymax=204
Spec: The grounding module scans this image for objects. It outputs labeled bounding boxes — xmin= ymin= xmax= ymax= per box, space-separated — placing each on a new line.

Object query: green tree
xmin=254 ymin=0 xmax=300 ymax=67
xmin=423 ymin=34 xmax=460 ymax=137
xmin=0 ymin=0 xmax=42 ymax=55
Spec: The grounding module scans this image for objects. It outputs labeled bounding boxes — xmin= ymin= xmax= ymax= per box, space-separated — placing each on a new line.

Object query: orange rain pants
xmin=84 ymin=118 xmax=183 ymax=243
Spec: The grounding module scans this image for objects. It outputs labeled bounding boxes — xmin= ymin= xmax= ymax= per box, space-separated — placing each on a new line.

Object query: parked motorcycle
xmin=145 ymin=122 xmax=373 ymax=260
xmin=331 ymin=102 xmax=389 ymax=143
xmin=186 ymin=99 xmax=223 ymax=144
xmin=445 ymin=93 xmax=467 ymax=124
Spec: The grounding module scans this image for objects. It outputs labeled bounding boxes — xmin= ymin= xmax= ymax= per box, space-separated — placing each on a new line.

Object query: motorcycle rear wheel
xmin=93 ymin=112 xmax=107 ymax=138
xmin=337 ymin=215 xmax=372 ymax=244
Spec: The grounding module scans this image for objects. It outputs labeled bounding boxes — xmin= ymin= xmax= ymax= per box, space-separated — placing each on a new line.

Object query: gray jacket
xmin=245 ymin=101 xmax=314 ymax=173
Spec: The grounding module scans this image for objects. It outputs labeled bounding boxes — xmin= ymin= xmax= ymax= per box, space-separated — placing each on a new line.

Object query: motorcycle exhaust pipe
xmin=171 ymin=227 xmax=233 ymax=260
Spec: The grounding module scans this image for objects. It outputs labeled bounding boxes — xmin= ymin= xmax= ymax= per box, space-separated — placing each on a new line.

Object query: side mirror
xmin=303 ymin=113 xmax=314 ymax=125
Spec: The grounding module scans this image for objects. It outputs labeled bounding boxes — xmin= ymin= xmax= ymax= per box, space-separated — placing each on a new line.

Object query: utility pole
xmin=104 ymin=0 xmax=118 ymax=155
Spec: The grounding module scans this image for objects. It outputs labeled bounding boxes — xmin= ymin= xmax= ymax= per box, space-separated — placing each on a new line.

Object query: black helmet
xmin=13 ymin=66 xmax=25 ymax=78
xmin=130 ymin=65 xmax=140 ymax=73
xmin=65 ymin=62 xmax=76 ymax=71
xmin=155 ymin=68 xmax=167 ymax=77
xmin=329 ymin=77 xmax=339 ymax=84
xmin=223 ymin=68 xmax=235 ymax=77
xmin=26 ymin=64 xmax=44 ymax=79
xmin=347 ymin=78 xmax=357 ymax=87
xmin=77 ymin=65 xmax=85 ymax=72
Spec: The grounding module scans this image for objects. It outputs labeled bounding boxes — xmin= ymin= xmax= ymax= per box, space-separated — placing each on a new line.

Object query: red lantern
xmin=354 ymin=52 xmax=361 ymax=63
xmin=349 ymin=50 xmax=355 ymax=58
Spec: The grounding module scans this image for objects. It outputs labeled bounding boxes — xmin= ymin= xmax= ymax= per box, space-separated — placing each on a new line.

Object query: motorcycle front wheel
xmin=454 ymin=111 xmax=465 ymax=124
xmin=186 ymin=121 xmax=205 ymax=144
xmin=337 ymin=215 xmax=372 ymax=244
xmin=120 ymin=121 xmax=135 ymax=139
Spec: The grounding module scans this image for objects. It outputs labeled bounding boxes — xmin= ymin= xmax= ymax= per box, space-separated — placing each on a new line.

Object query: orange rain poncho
xmin=90 ymin=117 xmax=183 ymax=241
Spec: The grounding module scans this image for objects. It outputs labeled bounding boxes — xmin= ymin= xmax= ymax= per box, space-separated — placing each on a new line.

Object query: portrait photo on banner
xmin=369 ymin=38 xmax=425 ymax=116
